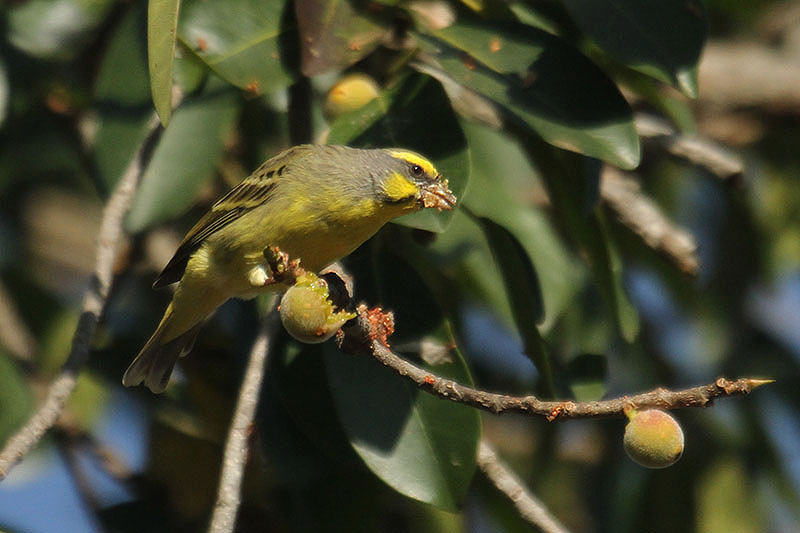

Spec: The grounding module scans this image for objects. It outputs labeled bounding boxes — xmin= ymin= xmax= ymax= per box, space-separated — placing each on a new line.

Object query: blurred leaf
xmin=476 ymin=216 xmax=553 ymax=392
xmin=0 ymin=351 xmax=35 ymax=445
xmin=146 ymin=420 xmax=224 ymax=519
xmin=94 ymin=4 xmax=155 ymax=194
xmin=95 ymin=6 xmax=151 ymax=107
xmin=295 ymin=0 xmax=389 ymax=76
xmin=416 ymin=19 xmax=640 ymax=169
xmin=348 ymin=233 xmax=449 ymax=343
xmin=0 ymin=119 xmax=86 ymax=193
xmin=266 ymin=331 xmax=446 ymax=532
xmin=620 ymin=70 xmax=698 ymax=133
xmin=507 ymin=3 xmax=561 ymax=33
xmin=460 ymin=122 xmax=583 ymax=330
xmin=565 ymin=353 xmax=607 ymax=401
xmin=419 ymin=209 xmax=514 ymax=323
xmin=39 ymin=309 xmax=81 ymax=375
xmin=148 ymin=0 xmax=182 ymax=126
xmin=325 ymin=335 xmax=479 ymax=511
xmin=477 ymin=217 xmax=547 ymax=329
xmin=527 ymin=143 xmax=639 ymax=341
xmin=126 ymin=82 xmax=240 ymax=231
xmin=173 ymin=42 xmax=209 ymax=94
xmin=328 ymin=73 xmax=470 ymax=232
xmin=67 ymin=371 xmax=112 ymax=429
xmin=267 ymin=336 xmax=365 ymax=469
xmin=178 ymin=0 xmax=298 ymax=94
xmin=562 ymin=0 xmax=706 ymax=97
xmin=603 ymin=217 xmax=640 ymax=341
xmin=7 ymin=0 xmax=115 ymax=60
xmin=697 ymin=457 xmax=763 ymax=533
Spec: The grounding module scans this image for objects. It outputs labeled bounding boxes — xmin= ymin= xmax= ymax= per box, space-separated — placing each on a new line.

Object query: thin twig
xmin=0 ymin=112 xmax=162 ymax=481
xmin=635 ymin=113 xmax=745 ymax=181
xmin=208 ymin=305 xmax=279 ymax=533
xmin=55 ymin=418 xmax=134 ymax=481
xmin=339 ymin=306 xmax=771 ymax=420
xmin=478 ymin=440 xmax=571 ymax=533
xmin=600 ymin=166 xmax=699 ymax=276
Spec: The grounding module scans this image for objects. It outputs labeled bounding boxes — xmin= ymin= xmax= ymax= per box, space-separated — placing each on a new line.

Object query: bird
xmin=122 ymin=144 xmax=456 ymax=393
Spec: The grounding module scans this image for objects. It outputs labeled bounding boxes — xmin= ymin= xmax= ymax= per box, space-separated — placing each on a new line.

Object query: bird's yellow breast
xmin=187 ymin=193 xmax=413 ymax=299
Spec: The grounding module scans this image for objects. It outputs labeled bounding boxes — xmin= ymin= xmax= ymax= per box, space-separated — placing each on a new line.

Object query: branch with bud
xmin=261 ymin=248 xmax=772 ymax=422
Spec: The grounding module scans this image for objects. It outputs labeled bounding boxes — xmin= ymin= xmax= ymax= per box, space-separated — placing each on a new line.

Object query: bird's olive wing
xmin=151 ymin=149 xmax=305 ymax=289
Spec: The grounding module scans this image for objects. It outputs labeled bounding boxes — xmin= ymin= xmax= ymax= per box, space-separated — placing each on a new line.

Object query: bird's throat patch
xmin=384 ymin=172 xmax=419 ymax=203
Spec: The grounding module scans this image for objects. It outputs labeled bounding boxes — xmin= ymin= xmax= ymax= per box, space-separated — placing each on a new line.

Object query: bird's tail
xmin=122 ymin=303 xmax=202 ymax=393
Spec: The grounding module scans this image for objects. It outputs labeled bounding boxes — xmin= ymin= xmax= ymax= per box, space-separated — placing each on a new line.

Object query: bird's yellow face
xmin=378 ymin=150 xmax=456 ymax=212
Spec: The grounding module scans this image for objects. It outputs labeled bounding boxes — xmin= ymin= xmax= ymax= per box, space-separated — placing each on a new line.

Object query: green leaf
xmin=565 ymin=353 xmax=607 ymax=401
xmin=7 ymin=0 xmax=115 ymax=60
xmin=328 ymin=73 xmax=470 ymax=232
xmin=295 ymin=0 xmax=389 ymax=76
xmin=333 ymin=239 xmax=480 ymax=509
xmin=260 ymin=358 xmax=391 ymax=530
xmin=325 ymin=335 xmax=479 ymax=511
xmin=525 ymin=143 xmax=639 ymax=341
xmin=460 ymin=122 xmax=583 ymax=331
xmin=697 ymin=457 xmax=763 ymax=532
xmin=267 ymin=337 xmax=366 ymax=469
xmin=178 ymin=0 xmax=298 ymax=94
xmin=475 ymin=216 xmax=553 ymax=393
xmin=67 ymin=372 xmax=112 ymax=430
xmin=94 ymin=5 xmax=155 ymax=194
xmin=562 ymin=0 xmax=706 ymax=98
xmin=0 ymin=122 xmax=86 ymax=194
xmin=126 ymin=83 xmax=240 ymax=232
xmin=618 ymin=69 xmax=697 ymax=133
xmin=0 ymin=351 xmax=35 ymax=445
xmin=173 ymin=42 xmax=209 ymax=94
xmin=397 ymin=209 xmax=515 ymax=331
xmin=148 ymin=0 xmax=182 ymax=126
xmin=416 ymin=20 xmax=640 ymax=169
xmin=508 ymin=3 xmax=562 ymax=34
xmin=604 ymin=216 xmax=640 ymax=341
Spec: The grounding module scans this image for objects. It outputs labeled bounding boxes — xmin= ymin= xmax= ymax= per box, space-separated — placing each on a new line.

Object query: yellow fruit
xmin=623 ymin=409 xmax=684 ymax=469
xmin=324 ymin=73 xmax=380 ymax=121
xmin=279 ymin=272 xmax=356 ymax=344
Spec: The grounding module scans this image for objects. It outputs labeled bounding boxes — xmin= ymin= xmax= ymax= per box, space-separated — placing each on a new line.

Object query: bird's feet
xmin=250 ymin=246 xmax=306 ymax=288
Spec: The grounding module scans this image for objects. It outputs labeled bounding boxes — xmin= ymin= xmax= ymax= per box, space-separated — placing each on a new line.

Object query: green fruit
xmin=279 ymin=272 xmax=355 ymax=344
xmin=623 ymin=409 xmax=684 ymax=469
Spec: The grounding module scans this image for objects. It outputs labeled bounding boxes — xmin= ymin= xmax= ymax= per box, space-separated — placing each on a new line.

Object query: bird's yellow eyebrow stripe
xmin=389 ymin=150 xmax=437 ymax=176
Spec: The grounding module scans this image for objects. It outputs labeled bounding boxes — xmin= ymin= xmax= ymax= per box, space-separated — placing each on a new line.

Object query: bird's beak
xmin=420 ymin=176 xmax=456 ymax=211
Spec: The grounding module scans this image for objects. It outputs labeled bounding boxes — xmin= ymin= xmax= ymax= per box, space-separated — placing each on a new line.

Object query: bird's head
xmin=373 ymin=149 xmax=456 ymax=212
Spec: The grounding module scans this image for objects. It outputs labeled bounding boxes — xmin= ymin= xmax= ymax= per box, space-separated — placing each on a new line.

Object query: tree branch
xmin=635 ymin=113 xmax=745 ymax=181
xmin=478 ymin=440 xmax=571 ymax=533
xmin=0 ymin=112 xmax=162 ymax=481
xmin=208 ymin=306 xmax=279 ymax=533
xmin=339 ymin=306 xmax=771 ymax=420
xmin=600 ymin=166 xmax=699 ymax=276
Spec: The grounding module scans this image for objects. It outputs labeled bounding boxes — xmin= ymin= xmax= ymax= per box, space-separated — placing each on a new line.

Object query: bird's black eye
xmin=410 ymin=164 xmax=424 ymax=178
